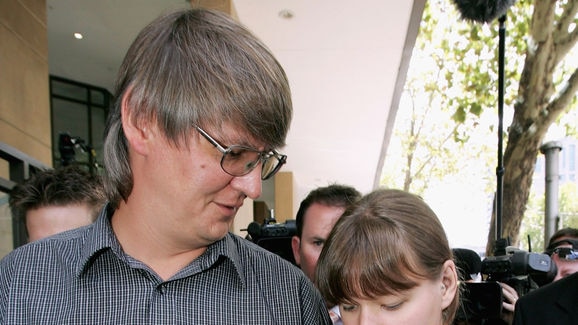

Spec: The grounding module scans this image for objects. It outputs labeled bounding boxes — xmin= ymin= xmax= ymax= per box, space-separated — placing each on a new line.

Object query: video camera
xmin=455 ymin=240 xmax=556 ymax=322
xmin=58 ymin=132 xmax=101 ymax=174
xmin=481 ymin=247 xmax=554 ymax=293
xmin=246 ymin=213 xmax=297 ymax=266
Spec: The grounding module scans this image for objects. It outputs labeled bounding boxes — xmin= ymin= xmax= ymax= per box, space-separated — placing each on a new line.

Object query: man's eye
xmin=227 ymin=148 xmax=246 ymax=159
xmin=313 ymin=240 xmax=324 ymax=247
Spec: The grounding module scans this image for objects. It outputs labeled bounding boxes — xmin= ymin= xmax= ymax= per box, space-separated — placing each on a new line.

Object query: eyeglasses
xmin=551 ymin=247 xmax=578 ymax=261
xmin=195 ymin=126 xmax=287 ymax=180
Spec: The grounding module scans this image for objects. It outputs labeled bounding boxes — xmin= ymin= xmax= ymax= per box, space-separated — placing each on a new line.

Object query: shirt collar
xmin=75 ymin=204 xmax=246 ymax=286
xmin=75 ymin=204 xmax=118 ymax=276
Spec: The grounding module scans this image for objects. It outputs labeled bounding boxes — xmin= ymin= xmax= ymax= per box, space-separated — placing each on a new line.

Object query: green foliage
xmin=382 ymin=0 xmax=578 ymax=249
xmin=520 ymin=182 xmax=578 ymax=251
xmin=519 ymin=190 xmax=546 ymax=251
xmin=559 ymin=183 xmax=578 ymax=228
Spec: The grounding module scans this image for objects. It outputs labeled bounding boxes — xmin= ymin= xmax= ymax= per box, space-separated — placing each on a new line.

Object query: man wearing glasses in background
xmin=545 ymin=227 xmax=578 ymax=282
xmin=512 ymin=228 xmax=578 ymax=325
xmin=0 ymin=9 xmax=331 ymax=324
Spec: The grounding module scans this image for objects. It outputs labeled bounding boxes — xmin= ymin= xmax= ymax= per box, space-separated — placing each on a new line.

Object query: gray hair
xmin=103 ymin=9 xmax=292 ymax=208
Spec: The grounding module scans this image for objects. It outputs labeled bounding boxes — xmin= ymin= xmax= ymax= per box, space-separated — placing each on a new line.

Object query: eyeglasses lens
xmin=554 ymin=247 xmax=578 ymax=261
xmin=221 ymin=147 xmax=285 ymax=180
xmin=262 ymin=155 xmax=281 ymax=180
xmin=221 ymin=147 xmax=260 ymax=176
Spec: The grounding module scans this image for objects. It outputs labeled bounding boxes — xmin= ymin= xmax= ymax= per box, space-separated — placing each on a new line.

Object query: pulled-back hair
xmin=104 ymin=9 xmax=292 ymax=208
xmin=315 ymin=188 xmax=459 ymax=324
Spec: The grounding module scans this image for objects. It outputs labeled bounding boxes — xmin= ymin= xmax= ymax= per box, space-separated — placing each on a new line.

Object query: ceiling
xmin=47 ymin=0 xmax=425 ymax=212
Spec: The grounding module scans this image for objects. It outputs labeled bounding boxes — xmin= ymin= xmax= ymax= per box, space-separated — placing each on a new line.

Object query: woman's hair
xmin=315 ymin=188 xmax=459 ymax=324
xmin=103 ymin=8 xmax=292 ymax=208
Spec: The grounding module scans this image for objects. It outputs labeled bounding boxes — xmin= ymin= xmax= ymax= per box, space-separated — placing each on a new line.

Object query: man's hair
xmin=315 ymin=188 xmax=459 ymax=325
xmin=295 ymin=184 xmax=361 ymax=237
xmin=9 ymin=165 xmax=106 ymax=222
xmin=104 ymin=8 xmax=292 ymax=208
xmin=547 ymin=227 xmax=578 ymax=251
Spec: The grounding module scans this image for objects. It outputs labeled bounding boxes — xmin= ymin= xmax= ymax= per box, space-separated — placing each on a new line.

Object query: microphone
xmin=451 ymin=0 xmax=516 ymax=23
xmin=453 ymin=248 xmax=482 ymax=281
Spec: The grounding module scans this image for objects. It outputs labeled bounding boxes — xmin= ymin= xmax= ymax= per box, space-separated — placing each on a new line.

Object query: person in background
xmin=316 ymin=188 xmax=459 ymax=325
xmin=452 ymin=247 xmax=519 ymax=325
xmin=544 ymin=227 xmax=578 ymax=282
xmin=460 ymin=228 xmax=578 ymax=325
xmin=512 ymin=270 xmax=578 ymax=325
xmin=291 ymin=184 xmax=362 ymax=323
xmin=291 ymin=184 xmax=362 ymax=281
xmin=0 ymin=8 xmax=330 ymax=324
xmin=9 ymin=165 xmax=105 ymax=242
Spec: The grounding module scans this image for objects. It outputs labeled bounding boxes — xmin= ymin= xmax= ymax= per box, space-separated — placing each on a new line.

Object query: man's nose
xmin=231 ymin=166 xmax=262 ymax=199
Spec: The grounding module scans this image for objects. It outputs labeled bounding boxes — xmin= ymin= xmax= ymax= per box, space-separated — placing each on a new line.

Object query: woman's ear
xmin=440 ymin=259 xmax=458 ymax=309
xmin=121 ymin=90 xmax=151 ymax=155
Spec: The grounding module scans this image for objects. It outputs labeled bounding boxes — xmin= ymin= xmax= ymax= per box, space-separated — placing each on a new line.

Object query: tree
xmin=381 ymin=0 xmax=497 ymax=196
xmin=487 ymin=0 xmax=578 ymax=255
xmin=382 ymin=77 xmax=467 ymax=196
xmin=384 ymin=0 xmax=578 ymax=255
xmin=520 ymin=182 xmax=578 ymax=251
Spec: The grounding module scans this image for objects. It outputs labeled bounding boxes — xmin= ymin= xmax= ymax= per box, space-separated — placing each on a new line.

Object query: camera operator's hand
xmin=500 ymin=282 xmax=518 ymax=312
xmin=499 ymin=282 xmax=519 ymax=324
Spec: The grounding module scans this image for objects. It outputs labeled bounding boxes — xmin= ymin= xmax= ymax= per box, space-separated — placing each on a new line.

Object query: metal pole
xmin=495 ymin=15 xmax=506 ymax=247
xmin=540 ymin=141 xmax=562 ymax=251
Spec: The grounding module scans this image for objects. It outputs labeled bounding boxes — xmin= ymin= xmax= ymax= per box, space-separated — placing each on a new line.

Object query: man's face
xmin=130 ymin=121 xmax=264 ymax=248
xmin=26 ymin=204 xmax=95 ymax=242
xmin=291 ymin=203 xmax=345 ymax=282
xmin=551 ymin=240 xmax=578 ymax=281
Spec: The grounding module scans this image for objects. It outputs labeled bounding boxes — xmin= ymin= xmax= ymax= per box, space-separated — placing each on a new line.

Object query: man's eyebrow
xmin=227 ymin=134 xmax=267 ymax=151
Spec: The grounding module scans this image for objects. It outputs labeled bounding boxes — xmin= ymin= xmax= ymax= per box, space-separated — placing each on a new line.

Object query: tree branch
xmin=555 ymin=0 xmax=578 ymax=39
xmin=546 ymin=67 xmax=578 ymax=121
xmin=531 ymin=0 xmax=556 ymax=42
xmin=517 ymin=1 xmax=558 ymax=119
xmin=555 ymin=27 xmax=578 ymax=63
xmin=554 ymin=0 xmax=578 ymax=62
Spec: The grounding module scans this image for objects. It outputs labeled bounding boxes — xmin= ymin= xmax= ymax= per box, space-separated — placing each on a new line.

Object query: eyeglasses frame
xmin=550 ymin=247 xmax=578 ymax=261
xmin=194 ymin=126 xmax=287 ymax=180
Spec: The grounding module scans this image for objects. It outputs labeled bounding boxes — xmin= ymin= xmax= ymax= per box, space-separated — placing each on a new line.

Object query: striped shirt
xmin=0 ymin=207 xmax=331 ymax=324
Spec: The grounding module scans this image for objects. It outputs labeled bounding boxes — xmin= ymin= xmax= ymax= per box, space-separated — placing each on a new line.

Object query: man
xmin=509 ymin=229 xmax=578 ymax=325
xmin=0 ymin=9 xmax=330 ymax=324
xmin=291 ymin=184 xmax=361 ymax=323
xmin=513 ymin=271 xmax=578 ymax=325
xmin=9 ymin=165 xmax=105 ymax=242
xmin=545 ymin=227 xmax=578 ymax=281
xmin=291 ymin=184 xmax=361 ymax=281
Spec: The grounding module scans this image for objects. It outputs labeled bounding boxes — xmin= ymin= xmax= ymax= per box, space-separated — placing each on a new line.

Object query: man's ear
xmin=291 ymin=236 xmax=301 ymax=266
xmin=440 ymin=259 xmax=458 ymax=310
xmin=121 ymin=90 xmax=151 ymax=155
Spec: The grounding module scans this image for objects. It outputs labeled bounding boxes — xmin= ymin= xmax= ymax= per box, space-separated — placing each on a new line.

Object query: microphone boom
xmin=451 ymin=0 xmax=516 ymax=23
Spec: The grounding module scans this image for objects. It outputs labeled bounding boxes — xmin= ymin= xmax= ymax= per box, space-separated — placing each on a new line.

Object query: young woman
xmin=316 ymin=188 xmax=459 ymax=325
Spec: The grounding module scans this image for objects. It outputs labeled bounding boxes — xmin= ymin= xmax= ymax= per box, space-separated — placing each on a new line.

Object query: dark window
xmin=50 ymin=76 xmax=110 ymax=175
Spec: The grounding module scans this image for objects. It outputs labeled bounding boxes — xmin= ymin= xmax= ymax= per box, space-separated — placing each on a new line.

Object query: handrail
xmin=0 ymin=142 xmax=49 ymax=190
xmin=0 ymin=142 xmax=50 ymax=247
